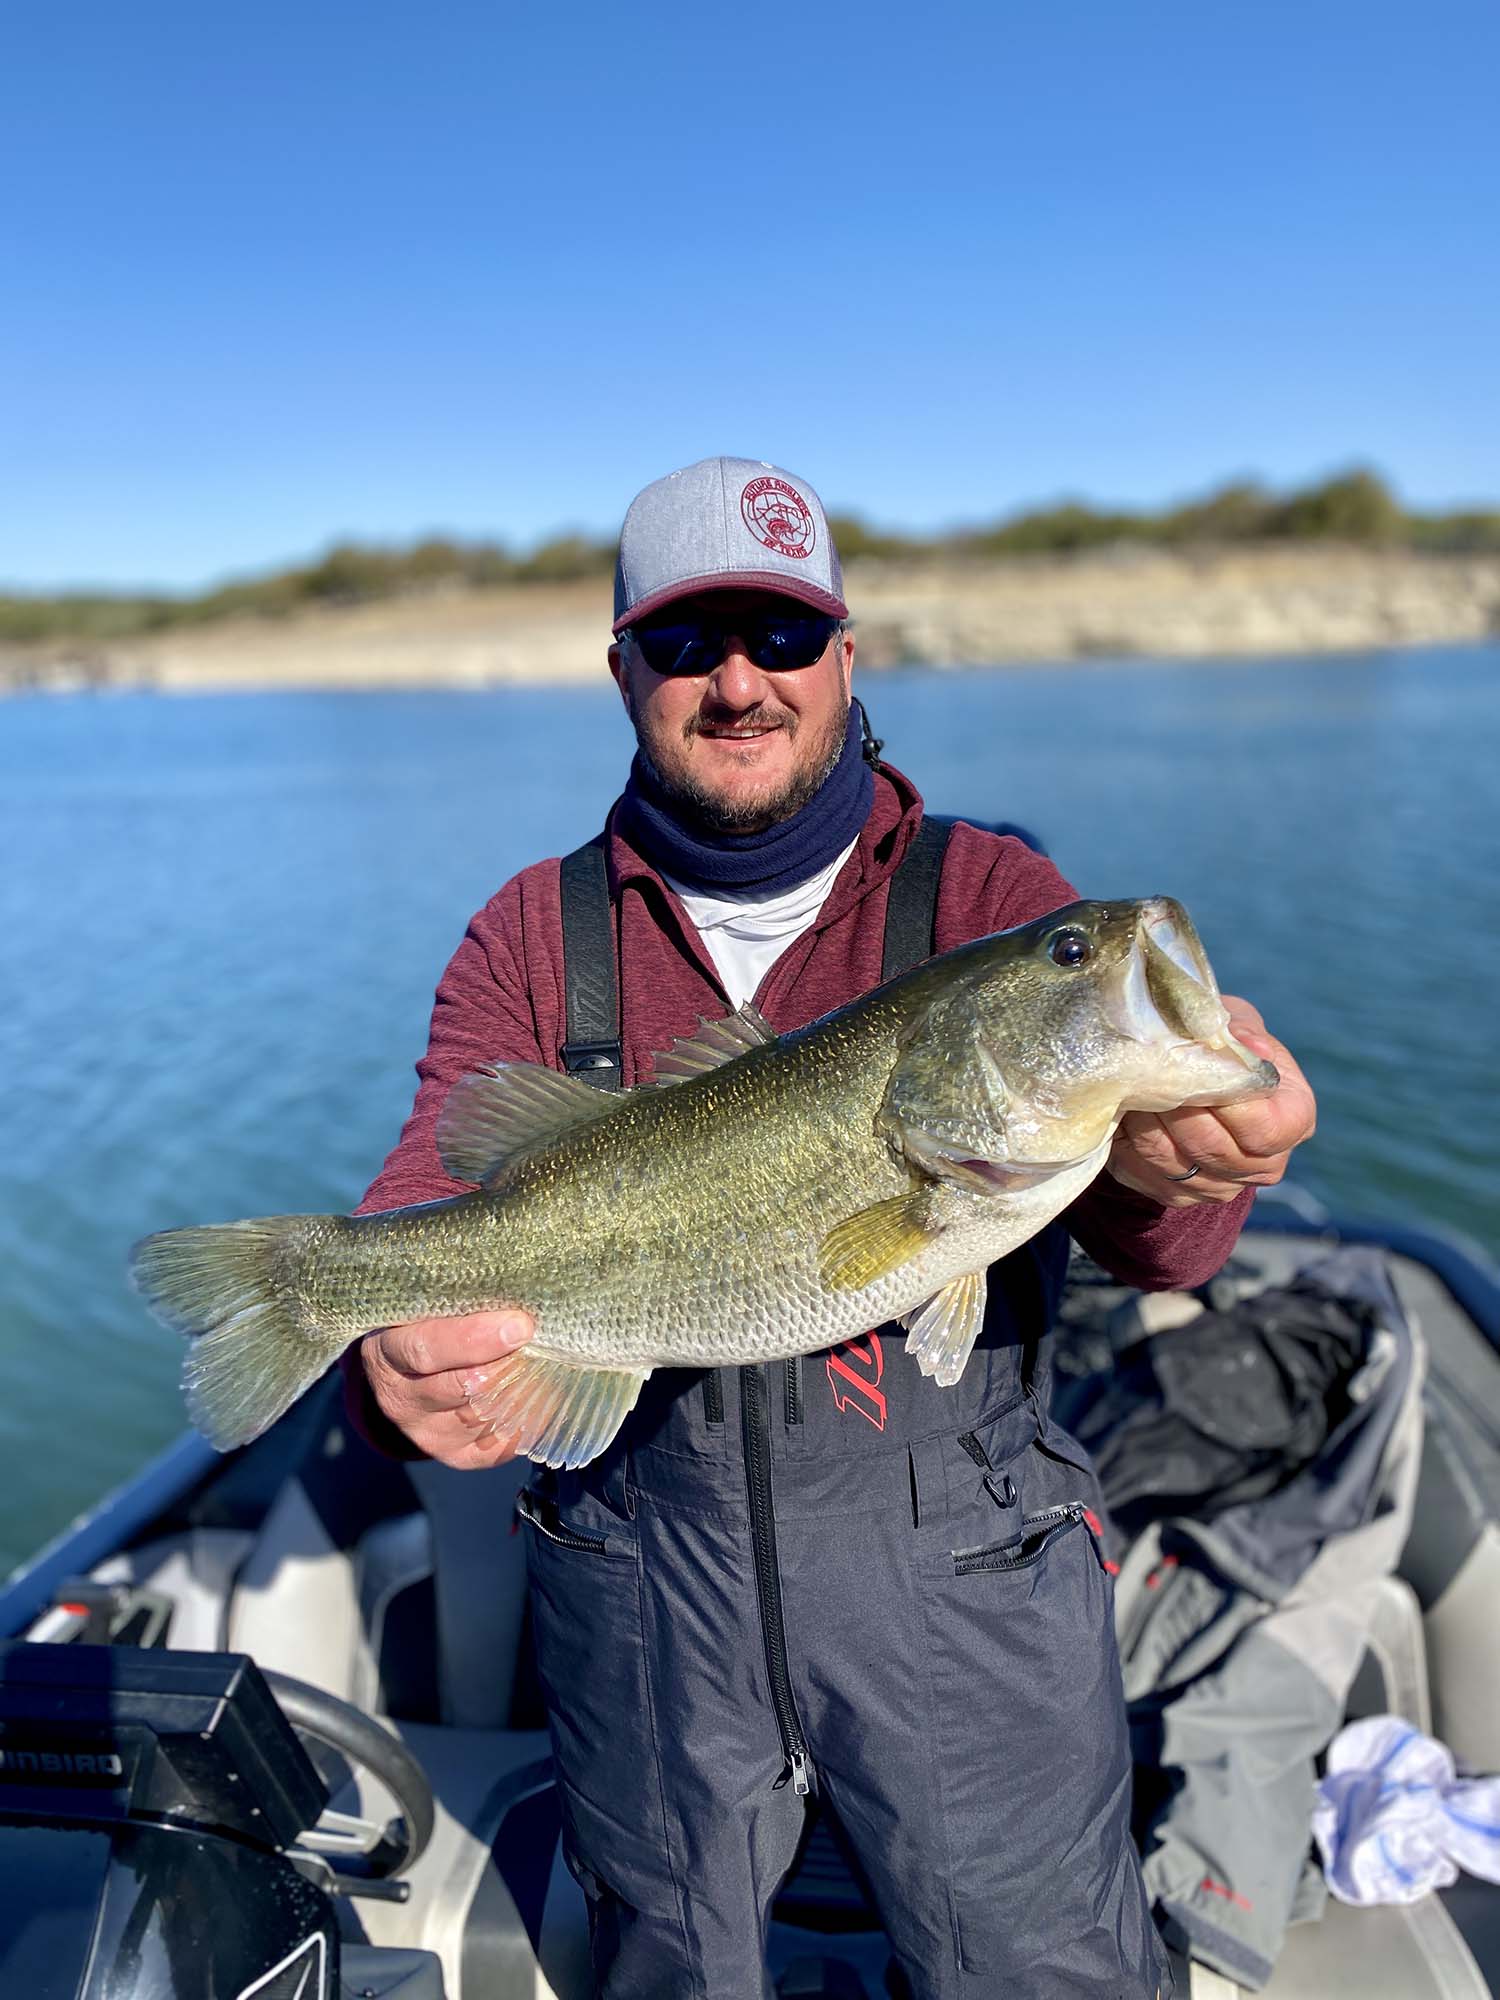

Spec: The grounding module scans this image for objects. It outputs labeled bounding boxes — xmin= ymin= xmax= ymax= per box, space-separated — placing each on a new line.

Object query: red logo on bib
xmin=826 ymin=1334 xmax=886 ymax=1430
xmin=740 ymin=476 xmax=816 ymax=559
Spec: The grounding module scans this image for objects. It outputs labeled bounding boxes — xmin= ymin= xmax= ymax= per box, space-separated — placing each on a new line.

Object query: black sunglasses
xmin=628 ymin=608 xmax=840 ymax=678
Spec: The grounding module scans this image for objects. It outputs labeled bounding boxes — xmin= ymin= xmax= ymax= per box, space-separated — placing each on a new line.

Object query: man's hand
xmin=360 ymin=1309 xmax=536 ymax=1469
xmin=1106 ymin=997 xmax=1317 ymax=1209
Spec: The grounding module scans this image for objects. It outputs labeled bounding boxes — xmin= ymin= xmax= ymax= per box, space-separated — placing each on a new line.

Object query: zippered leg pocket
xmin=516 ymin=1485 xmax=619 ymax=1556
xmin=520 ymin=1483 xmax=687 ymax=1932
xmin=912 ymin=1450 xmax=1161 ymax=1990
xmin=954 ymin=1502 xmax=1098 ymax=1575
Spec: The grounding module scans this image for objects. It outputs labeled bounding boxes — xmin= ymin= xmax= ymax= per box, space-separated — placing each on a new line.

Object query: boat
xmin=1 ymin=1188 xmax=1496 ymax=2000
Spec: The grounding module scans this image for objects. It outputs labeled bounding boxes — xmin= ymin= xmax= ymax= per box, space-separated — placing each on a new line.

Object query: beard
xmin=638 ymin=697 xmax=851 ymax=835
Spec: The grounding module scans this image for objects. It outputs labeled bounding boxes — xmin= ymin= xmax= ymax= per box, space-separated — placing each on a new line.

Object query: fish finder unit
xmin=0 ymin=1641 xmax=340 ymax=1998
xmin=0 ymin=1640 xmax=328 ymax=1841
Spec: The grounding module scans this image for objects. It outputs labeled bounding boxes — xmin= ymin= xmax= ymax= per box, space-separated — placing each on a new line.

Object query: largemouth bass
xmin=133 ymin=897 xmax=1277 ymax=1470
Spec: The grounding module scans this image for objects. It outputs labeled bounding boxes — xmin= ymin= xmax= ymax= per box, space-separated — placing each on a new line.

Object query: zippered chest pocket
xmin=953 ymin=1503 xmax=1107 ymax=1576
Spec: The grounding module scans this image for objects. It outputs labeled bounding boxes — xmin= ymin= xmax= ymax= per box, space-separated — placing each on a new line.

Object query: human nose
xmin=703 ymin=636 xmax=772 ymax=711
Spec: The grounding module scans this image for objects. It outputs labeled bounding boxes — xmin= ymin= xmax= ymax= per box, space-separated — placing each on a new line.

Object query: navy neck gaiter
xmin=617 ymin=702 xmax=874 ymax=897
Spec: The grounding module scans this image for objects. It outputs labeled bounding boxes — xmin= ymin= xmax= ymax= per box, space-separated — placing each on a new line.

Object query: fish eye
xmin=1047 ymin=928 xmax=1092 ymax=968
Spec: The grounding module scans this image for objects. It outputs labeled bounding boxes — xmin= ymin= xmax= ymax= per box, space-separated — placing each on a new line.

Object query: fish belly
xmin=502 ymin=1141 xmax=1111 ymax=1374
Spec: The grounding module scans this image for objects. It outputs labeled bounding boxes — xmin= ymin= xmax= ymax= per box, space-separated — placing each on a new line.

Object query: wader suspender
xmin=558 ymin=835 xmax=624 ymax=1090
xmin=880 ymin=814 xmax=955 ymax=983
xmin=558 ymin=815 xmax=957 ymax=1091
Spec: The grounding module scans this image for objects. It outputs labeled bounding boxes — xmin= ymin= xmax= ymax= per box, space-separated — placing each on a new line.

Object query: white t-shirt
xmin=661 ymin=841 xmax=858 ymax=1010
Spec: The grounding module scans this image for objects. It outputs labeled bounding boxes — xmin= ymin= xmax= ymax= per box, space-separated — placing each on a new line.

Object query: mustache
xmin=683 ymin=707 xmax=796 ymax=739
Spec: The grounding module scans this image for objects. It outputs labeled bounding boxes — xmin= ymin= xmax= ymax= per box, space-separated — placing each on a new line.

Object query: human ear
xmin=608 ymin=642 xmax=634 ymax=715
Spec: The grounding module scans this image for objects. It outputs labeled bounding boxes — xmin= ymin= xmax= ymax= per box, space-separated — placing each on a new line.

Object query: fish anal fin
xmin=437 ymin=1062 xmax=625 ymax=1186
xmin=901 ymin=1270 xmax=988 ymax=1387
xmin=818 ymin=1192 xmax=937 ymax=1293
xmin=467 ymin=1349 xmax=648 ymax=1469
xmin=647 ymin=1004 xmax=777 ymax=1085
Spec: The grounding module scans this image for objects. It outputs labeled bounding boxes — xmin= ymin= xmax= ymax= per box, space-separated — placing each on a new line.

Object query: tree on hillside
xmin=1162 ymin=481 xmax=1274 ymax=542
xmin=1268 ymin=469 xmax=1403 ymax=543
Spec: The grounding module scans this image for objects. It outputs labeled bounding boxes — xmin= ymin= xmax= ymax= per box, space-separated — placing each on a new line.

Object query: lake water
xmin=2 ymin=642 xmax=1497 ymax=1577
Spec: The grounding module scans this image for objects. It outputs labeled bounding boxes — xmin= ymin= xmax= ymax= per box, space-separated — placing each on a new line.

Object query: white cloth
xmin=661 ymin=841 xmax=857 ymax=1010
xmin=1312 ymin=1715 xmax=1500 ymax=1905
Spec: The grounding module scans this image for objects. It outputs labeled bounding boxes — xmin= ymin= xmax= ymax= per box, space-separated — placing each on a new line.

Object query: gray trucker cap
xmin=613 ymin=455 xmax=848 ymax=634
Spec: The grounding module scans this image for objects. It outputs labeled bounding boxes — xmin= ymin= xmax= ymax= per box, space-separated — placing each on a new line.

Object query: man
xmin=347 ymin=457 xmax=1316 ymax=1999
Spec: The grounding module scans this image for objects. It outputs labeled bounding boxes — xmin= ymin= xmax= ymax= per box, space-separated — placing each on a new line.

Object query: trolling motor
xmin=0 ymin=1642 xmax=439 ymax=1999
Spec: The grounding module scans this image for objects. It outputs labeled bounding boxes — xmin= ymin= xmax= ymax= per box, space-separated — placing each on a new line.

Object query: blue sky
xmin=4 ymin=0 xmax=1496 ymax=591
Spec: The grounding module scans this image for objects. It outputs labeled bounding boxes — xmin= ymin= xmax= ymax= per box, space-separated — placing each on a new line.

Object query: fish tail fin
xmin=468 ymin=1348 xmax=647 ymax=1470
xmin=131 ymin=1218 xmax=343 ymax=1451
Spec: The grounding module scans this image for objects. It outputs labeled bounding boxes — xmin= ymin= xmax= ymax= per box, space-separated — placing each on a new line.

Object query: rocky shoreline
xmin=6 ymin=546 xmax=1498 ymax=694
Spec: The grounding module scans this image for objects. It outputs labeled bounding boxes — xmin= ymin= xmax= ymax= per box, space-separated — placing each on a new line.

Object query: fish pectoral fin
xmin=818 ymin=1193 xmax=938 ymax=1292
xmin=646 ymin=1004 xmax=778 ymax=1085
xmin=901 ymin=1270 xmax=987 ymax=1387
xmin=467 ymin=1349 xmax=647 ymax=1469
xmin=436 ymin=1062 xmax=626 ymax=1186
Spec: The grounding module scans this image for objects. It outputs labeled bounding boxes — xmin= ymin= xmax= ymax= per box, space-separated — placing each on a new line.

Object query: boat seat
xmin=405 ymin=1457 xmax=531 ymax=1729
xmin=1400 ymin=1390 xmax=1500 ymax=1774
xmin=339 ymin=1946 xmax=447 ymax=1999
xmin=211 ymin=1418 xmax=534 ymax=1732
xmin=1343 ymin=1573 xmax=1432 ymax=1733
xmin=226 ymin=1474 xmax=380 ymax=1702
xmin=1217 ymin=1539 xmax=1493 ymax=2000
xmin=341 ymin=1720 xmax=584 ymax=2000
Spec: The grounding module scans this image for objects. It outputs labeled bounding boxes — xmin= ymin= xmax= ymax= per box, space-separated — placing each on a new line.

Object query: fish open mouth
xmin=1108 ymin=900 xmax=1266 ymax=1078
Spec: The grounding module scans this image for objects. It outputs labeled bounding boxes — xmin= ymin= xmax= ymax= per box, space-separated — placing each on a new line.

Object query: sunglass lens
xmin=631 ymin=622 xmax=723 ymax=676
xmin=747 ymin=615 xmax=838 ymax=671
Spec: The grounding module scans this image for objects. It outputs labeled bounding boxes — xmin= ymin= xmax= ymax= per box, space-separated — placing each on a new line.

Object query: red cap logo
xmin=740 ymin=476 xmax=816 ymax=559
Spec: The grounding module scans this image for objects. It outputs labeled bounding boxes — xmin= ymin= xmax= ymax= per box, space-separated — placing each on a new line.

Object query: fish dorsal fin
xmin=647 ymin=1004 xmax=777 ymax=1085
xmin=437 ymin=1061 xmax=625 ymax=1186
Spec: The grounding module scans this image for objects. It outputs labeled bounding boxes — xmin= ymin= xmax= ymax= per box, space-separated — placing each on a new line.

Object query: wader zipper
xmin=740 ymin=1363 xmax=813 ymax=1796
xmin=784 ymin=1356 xmax=803 ymax=1427
xmin=702 ymin=1369 xmax=724 ymax=1426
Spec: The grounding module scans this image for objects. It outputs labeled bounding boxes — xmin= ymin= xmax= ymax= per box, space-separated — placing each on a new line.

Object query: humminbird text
xmin=0 ymin=1749 xmax=126 ymax=1775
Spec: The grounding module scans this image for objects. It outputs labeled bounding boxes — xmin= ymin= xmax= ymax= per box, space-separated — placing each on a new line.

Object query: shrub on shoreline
xmin=5 ymin=469 xmax=1497 ymax=647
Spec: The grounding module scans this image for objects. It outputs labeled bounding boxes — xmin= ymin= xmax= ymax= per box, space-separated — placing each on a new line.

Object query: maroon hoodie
xmin=345 ymin=763 xmax=1249 ymax=1450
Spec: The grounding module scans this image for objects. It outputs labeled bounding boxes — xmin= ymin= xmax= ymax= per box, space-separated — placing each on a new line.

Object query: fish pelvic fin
xmin=818 ymin=1191 xmax=938 ymax=1292
xmin=467 ymin=1350 xmax=647 ymax=1470
xmin=131 ymin=1219 xmax=344 ymax=1451
xmin=437 ymin=1062 xmax=625 ymax=1186
xmin=901 ymin=1270 xmax=988 ymax=1388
